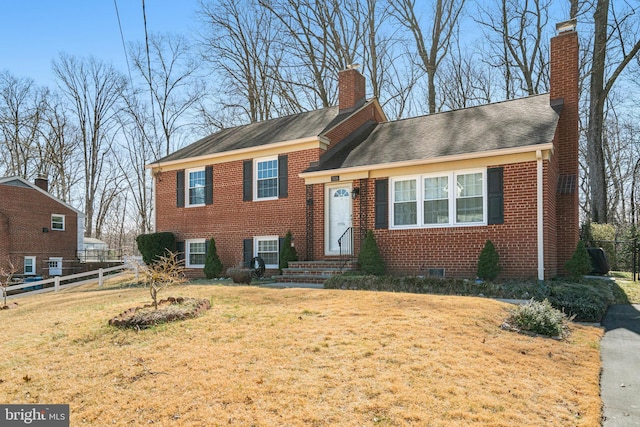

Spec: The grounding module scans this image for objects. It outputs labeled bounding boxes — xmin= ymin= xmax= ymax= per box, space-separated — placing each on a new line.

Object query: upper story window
xmin=390 ymin=169 xmax=486 ymax=229
xmin=187 ymin=168 xmax=206 ymax=206
xmin=51 ymin=214 xmax=65 ymax=231
xmin=243 ymin=155 xmax=287 ymax=202
xmin=255 ymin=157 xmax=278 ymax=200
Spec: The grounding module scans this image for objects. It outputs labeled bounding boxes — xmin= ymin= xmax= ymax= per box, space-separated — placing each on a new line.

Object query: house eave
xmin=299 ymin=143 xmax=554 ymax=183
xmin=146 ymin=136 xmax=330 ymax=171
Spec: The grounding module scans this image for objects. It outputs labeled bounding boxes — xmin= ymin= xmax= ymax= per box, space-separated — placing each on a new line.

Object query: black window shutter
xmin=375 ymin=178 xmax=389 ymax=229
xmin=205 ymin=165 xmax=213 ymax=205
xmin=243 ymin=160 xmax=252 ymax=201
xmin=176 ymin=241 xmax=185 ymax=261
xmin=278 ymin=154 xmax=288 ymax=198
xmin=243 ymin=238 xmax=253 ymax=267
xmin=176 ymin=170 xmax=185 ymax=208
xmin=487 ymin=167 xmax=504 ymax=225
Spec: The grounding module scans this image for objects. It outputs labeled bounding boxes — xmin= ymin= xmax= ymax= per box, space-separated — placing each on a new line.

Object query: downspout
xmin=537 ymin=150 xmax=544 ymax=280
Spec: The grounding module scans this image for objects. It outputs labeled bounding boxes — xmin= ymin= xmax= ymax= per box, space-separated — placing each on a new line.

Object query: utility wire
xmin=141 ymin=0 xmax=160 ymax=155
xmin=113 ymin=0 xmax=133 ymax=84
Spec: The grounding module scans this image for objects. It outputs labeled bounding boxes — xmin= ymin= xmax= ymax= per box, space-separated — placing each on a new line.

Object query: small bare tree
xmin=140 ymin=251 xmax=186 ymax=310
xmin=0 ymin=258 xmax=17 ymax=308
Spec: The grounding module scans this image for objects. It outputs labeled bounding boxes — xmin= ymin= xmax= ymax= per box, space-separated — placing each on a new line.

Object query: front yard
xmin=0 ymin=279 xmax=603 ymax=426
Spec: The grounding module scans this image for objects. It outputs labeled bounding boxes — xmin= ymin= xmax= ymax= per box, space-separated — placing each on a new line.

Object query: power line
xmin=113 ymin=0 xmax=133 ymax=84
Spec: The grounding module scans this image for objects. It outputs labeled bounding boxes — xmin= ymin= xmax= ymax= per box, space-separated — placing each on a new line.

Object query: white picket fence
xmin=3 ymin=263 xmax=135 ymax=301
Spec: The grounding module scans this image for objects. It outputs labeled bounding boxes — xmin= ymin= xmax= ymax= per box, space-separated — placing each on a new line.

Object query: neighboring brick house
xmin=0 ymin=176 xmax=84 ymax=277
xmin=148 ymin=21 xmax=579 ymax=280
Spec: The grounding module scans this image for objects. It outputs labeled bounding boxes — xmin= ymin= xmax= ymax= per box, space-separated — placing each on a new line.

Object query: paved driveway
xmin=601 ymin=304 xmax=640 ymax=426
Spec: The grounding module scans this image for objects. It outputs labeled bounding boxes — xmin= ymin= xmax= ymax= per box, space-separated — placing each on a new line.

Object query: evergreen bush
xmin=358 ymin=230 xmax=385 ymax=276
xmin=547 ymin=281 xmax=614 ymax=322
xmin=279 ymin=231 xmax=298 ymax=272
xmin=477 ymin=240 xmax=500 ymax=280
xmin=136 ymin=232 xmax=175 ymax=265
xmin=564 ymin=240 xmax=592 ymax=280
xmin=203 ymin=239 xmax=223 ymax=279
xmin=505 ymin=299 xmax=568 ymax=338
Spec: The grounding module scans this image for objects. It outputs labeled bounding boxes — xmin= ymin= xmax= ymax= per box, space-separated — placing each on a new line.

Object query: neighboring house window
xmin=24 ymin=256 xmax=36 ymax=275
xmin=391 ymin=169 xmax=486 ymax=228
xmin=187 ymin=168 xmax=206 ymax=206
xmin=255 ymin=236 xmax=279 ymax=268
xmin=255 ymin=157 xmax=278 ymax=200
xmin=186 ymin=239 xmax=206 ymax=268
xmin=51 ymin=214 xmax=65 ymax=231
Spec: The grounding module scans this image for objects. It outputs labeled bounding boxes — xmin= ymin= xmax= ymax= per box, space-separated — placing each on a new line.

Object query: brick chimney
xmin=34 ymin=176 xmax=49 ymax=192
xmin=338 ymin=66 xmax=366 ymax=112
xmin=550 ymin=19 xmax=579 ymax=273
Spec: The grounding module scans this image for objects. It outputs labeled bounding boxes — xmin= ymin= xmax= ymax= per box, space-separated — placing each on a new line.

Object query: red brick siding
xmin=155 ymin=148 xmax=322 ymax=277
xmin=550 ymin=30 xmax=579 ymax=273
xmin=0 ymin=184 xmax=79 ymax=276
xmin=324 ymin=102 xmax=385 ymax=152
xmin=310 ymin=162 xmax=541 ymax=278
xmin=338 ymin=69 xmax=366 ymax=111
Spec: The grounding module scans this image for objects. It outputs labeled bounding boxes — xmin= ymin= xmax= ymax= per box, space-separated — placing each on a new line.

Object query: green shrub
xmin=564 ymin=241 xmax=592 ymax=280
xmin=279 ymin=231 xmax=298 ymax=272
xmin=477 ymin=240 xmax=500 ymax=280
xmin=547 ymin=281 xmax=614 ymax=322
xmin=358 ymin=230 xmax=385 ymax=276
xmin=136 ymin=232 xmax=175 ymax=265
xmin=505 ymin=299 xmax=568 ymax=338
xmin=203 ymin=239 xmax=223 ymax=279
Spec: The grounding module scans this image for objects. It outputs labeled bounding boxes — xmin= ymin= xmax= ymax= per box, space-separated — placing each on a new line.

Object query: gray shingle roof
xmin=322 ymin=94 xmax=558 ymax=171
xmin=157 ymin=106 xmax=350 ymax=163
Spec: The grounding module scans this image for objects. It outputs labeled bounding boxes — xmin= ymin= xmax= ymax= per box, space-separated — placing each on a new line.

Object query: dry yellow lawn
xmin=0 ymin=281 xmax=603 ymax=426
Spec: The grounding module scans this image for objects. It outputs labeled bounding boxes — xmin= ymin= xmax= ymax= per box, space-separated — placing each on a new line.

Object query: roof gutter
xmin=299 ymin=142 xmax=554 ymax=179
xmin=146 ymin=135 xmax=330 ymax=170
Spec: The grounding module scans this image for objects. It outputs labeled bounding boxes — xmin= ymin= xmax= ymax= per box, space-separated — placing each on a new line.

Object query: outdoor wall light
xmin=42 ymin=227 xmax=49 ymax=233
xmin=351 ymin=187 xmax=360 ymax=199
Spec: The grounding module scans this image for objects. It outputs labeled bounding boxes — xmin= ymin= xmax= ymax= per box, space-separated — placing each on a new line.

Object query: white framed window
xmin=455 ymin=172 xmax=484 ymax=223
xmin=255 ymin=236 xmax=279 ymax=269
xmin=186 ymin=239 xmax=206 ymax=268
xmin=391 ymin=169 xmax=486 ymax=228
xmin=255 ymin=157 xmax=278 ymax=200
xmin=51 ymin=214 xmax=65 ymax=231
xmin=187 ymin=168 xmax=206 ymax=207
xmin=393 ymin=178 xmax=417 ymax=226
xmin=24 ymin=256 xmax=36 ymax=275
xmin=424 ymin=175 xmax=449 ymax=224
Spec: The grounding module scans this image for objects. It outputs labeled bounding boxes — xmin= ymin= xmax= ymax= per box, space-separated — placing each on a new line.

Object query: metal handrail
xmin=337 ymin=227 xmax=355 ymax=270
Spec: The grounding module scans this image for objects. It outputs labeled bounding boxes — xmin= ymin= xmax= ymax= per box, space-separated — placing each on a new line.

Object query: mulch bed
xmin=109 ymin=297 xmax=210 ymax=329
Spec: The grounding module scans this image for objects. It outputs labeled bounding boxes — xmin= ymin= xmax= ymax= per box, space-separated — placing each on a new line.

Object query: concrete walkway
xmin=601 ymin=304 xmax=640 ymax=426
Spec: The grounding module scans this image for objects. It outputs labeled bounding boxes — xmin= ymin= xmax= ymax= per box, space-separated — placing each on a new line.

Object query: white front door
xmin=48 ymin=257 xmax=63 ymax=276
xmin=326 ymin=185 xmax=352 ymax=255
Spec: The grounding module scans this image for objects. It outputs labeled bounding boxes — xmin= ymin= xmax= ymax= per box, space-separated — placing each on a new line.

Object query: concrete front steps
xmin=272 ymin=260 xmax=358 ymax=284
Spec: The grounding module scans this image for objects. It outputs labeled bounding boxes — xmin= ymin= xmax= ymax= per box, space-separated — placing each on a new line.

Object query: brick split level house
xmin=0 ymin=176 xmax=84 ymax=277
xmin=148 ymin=20 xmax=579 ymax=281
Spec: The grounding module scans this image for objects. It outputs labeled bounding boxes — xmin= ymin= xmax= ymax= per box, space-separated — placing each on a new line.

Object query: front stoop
xmin=272 ymin=260 xmax=358 ymax=284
